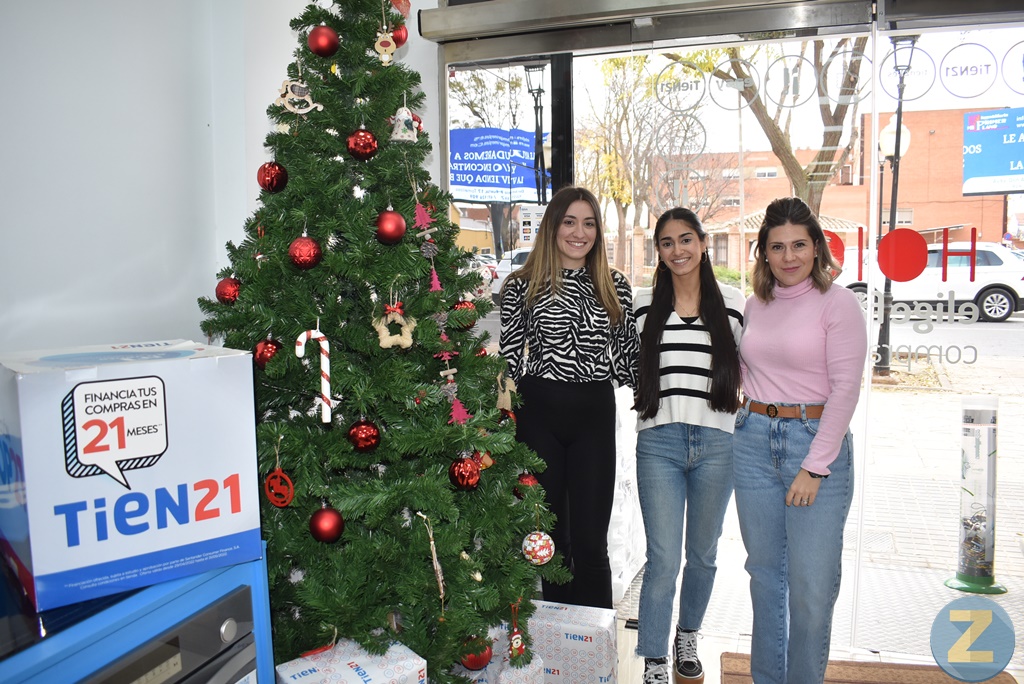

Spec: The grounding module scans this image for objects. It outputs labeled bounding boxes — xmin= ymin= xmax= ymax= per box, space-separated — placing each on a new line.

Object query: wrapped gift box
xmin=275 ymin=639 xmax=426 ymax=684
xmin=529 ymin=600 xmax=617 ymax=683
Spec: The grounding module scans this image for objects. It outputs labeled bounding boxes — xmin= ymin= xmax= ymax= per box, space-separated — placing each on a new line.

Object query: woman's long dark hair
xmin=634 ymin=207 xmax=742 ymax=420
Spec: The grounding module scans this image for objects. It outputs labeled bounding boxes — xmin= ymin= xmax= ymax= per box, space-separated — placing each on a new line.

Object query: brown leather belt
xmin=743 ymin=397 xmax=824 ymax=419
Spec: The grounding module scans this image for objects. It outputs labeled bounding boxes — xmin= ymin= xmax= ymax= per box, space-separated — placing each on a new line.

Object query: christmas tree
xmin=198 ymin=1 xmax=567 ymax=681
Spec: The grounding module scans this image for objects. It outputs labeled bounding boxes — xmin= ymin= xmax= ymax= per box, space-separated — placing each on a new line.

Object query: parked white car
xmin=833 ymin=241 xmax=1024 ymax=322
xmin=491 ymin=248 xmax=532 ymax=303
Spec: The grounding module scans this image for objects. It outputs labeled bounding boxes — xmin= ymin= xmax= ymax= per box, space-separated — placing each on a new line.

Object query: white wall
xmin=0 ymin=0 xmax=438 ymax=354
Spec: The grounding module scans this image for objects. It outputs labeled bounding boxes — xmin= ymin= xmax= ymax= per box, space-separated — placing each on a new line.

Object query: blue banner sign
xmin=962 ymin=107 xmax=1024 ymax=195
xmin=449 ymin=128 xmax=545 ymax=203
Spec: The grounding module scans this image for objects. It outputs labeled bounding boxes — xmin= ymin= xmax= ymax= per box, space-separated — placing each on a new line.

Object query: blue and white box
xmin=0 ymin=339 xmax=262 ymax=611
xmin=275 ymin=639 xmax=427 ymax=684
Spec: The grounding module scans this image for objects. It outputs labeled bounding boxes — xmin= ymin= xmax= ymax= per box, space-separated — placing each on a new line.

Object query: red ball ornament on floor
xmin=253 ymin=338 xmax=282 ymax=370
xmin=257 ymin=161 xmax=288 ymax=193
xmin=307 ymin=25 xmax=340 ymax=57
xmin=460 ymin=636 xmax=493 ymax=670
xmin=289 ymin=236 xmax=322 ymax=269
xmin=522 ymin=530 xmax=555 ymax=565
xmin=391 ymin=25 xmax=409 ymax=48
xmin=347 ymin=419 xmax=381 ymax=453
xmin=375 ymin=210 xmax=407 ymax=245
xmin=347 ymin=128 xmax=378 ymax=161
xmin=449 ymin=456 xmax=481 ymax=491
xmin=309 ymin=506 xmax=345 ymax=543
xmin=215 ymin=277 xmax=241 ymax=304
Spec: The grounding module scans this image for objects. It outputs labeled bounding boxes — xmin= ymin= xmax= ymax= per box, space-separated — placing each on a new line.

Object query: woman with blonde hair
xmin=500 ymin=186 xmax=639 ymax=608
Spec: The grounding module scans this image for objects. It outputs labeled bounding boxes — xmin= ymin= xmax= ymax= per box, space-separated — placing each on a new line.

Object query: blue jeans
xmin=634 ymin=422 xmax=734 ymax=658
xmin=732 ymin=405 xmax=854 ymax=684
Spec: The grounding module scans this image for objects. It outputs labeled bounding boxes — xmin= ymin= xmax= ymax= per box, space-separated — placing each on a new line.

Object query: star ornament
xmin=373 ymin=312 xmax=417 ymax=349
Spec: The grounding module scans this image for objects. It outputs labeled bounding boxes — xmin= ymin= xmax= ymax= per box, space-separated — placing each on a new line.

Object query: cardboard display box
xmin=275 ymin=639 xmax=427 ymax=684
xmin=529 ymin=600 xmax=617 ymax=683
xmin=0 ymin=340 xmax=262 ymax=611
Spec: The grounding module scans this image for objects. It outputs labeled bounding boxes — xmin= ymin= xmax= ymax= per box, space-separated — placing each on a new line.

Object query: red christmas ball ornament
xmin=253 ymin=338 xmax=282 ymax=370
xmin=257 ymin=161 xmax=288 ymax=193
xmin=391 ymin=25 xmax=409 ymax=48
xmin=375 ymin=210 xmax=407 ymax=245
xmin=215 ymin=277 xmax=240 ymax=304
xmin=347 ymin=128 xmax=379 ymax=161
xmin=307 ymin=25 xmax=340 ymax=57
xmin=522 ymin=530 xmax=555 ymax=565
xmin=514 ymin=472 xmax=540 ymax=499
xmin=289 ymin=235 xmax=322 ymax=269
xmin=460 ymin=636 xmax=493 ymax=671
xmin=347 ymin=419 xmax=381 ymax=453
xmin=309 ymin=506 xmax=345 ymax=543
xmin=449 ymin=456 xmax=481 ymax=491
xmin=452 ymin=300 xmax=478 ymax=330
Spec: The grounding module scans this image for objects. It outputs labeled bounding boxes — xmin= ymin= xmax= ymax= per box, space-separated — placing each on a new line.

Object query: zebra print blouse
xmin=499 ymin=268 xmax=639 ymax=389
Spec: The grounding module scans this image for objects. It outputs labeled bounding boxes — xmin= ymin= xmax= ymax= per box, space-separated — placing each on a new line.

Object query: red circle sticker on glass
xmin=878 ymin=228 xmax=928 ymax=282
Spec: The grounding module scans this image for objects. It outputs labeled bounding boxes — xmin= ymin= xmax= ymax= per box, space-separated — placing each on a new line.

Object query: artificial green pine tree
xmin=198 ymin=1 xmax=567 ymax=681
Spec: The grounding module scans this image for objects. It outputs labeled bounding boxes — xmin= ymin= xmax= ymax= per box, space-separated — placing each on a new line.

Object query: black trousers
xmin=515 ymin=374 xmax=617 ymax=609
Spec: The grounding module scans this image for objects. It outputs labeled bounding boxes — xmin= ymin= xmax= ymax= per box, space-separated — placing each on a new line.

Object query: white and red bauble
xmin=215 ymin=277 xmax=240 ymax=304
xmin=522 ymin=531 xmax=554 ymax=565
xmin=289 ymin=235 xmax=322 ymax=269
xmin=306 ymin=25 xmax=340 ymax=57
xmin=347 ymin=419 xmax=381 ymax=453
xmin=375 ymin=209 xmax=407 ymax=245
xmin=309 ymin=506 xmax=344 ymax=543
xmin=254 ymin=338 xmax=282 ymax=370
xmin=347 ymin=127 xmax=378 ymax=161
xmin=257 ymin=161 xmax=288 ymax=193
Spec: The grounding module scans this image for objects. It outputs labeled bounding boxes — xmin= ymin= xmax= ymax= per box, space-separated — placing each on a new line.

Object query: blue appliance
xmin=0 ymin=551 xmax=274 ymax=683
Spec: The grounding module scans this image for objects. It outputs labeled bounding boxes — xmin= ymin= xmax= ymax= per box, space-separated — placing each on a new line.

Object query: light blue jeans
xmin=732 ymin=404 xmax=854 ymax=684
xmin=634 ymin=422 xmax=735 ymax=658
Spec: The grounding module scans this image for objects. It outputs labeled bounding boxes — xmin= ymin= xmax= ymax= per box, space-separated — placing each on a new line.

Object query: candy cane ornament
xmin=295 ymin=328 xmax=331 ymax=422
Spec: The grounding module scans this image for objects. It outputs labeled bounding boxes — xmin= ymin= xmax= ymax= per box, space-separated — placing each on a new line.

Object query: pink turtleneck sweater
xmin=739 ymin=278 xmax=868 ymax=475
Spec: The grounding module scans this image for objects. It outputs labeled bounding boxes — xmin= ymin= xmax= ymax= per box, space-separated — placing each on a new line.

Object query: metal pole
xmin=873 ymin=73 xmax=907 ymax=376
xmin=532 ymin=90 xmax=546 ymax=204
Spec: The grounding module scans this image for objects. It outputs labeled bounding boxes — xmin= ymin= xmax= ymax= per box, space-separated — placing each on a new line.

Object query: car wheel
xmin=850 ymin=285 xmax=869 ymax=311
xmin=977 ymin=287 xmax=1015 ymax=322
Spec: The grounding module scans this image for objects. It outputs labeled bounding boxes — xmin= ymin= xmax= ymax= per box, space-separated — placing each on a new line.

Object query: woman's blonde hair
xmin=503 ymin=186 xmax=625 ymax=326
xmin=751 ymin=197 xmax=840 ymax=302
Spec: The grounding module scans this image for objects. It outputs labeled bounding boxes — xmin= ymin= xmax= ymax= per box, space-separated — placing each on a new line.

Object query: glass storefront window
xmin=445 ymin=19 xmax=1024 ymax=670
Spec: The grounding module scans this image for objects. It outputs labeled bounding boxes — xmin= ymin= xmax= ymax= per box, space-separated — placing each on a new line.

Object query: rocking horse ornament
xmin=275 ymin=79 xmax=324 ymax=116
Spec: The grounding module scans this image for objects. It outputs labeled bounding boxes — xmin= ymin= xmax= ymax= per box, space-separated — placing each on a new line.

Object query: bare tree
xmin=576 ymin=56 xmax=740 ymax=273
xmin=448 ymin=66 xmax=528 ymax=254
xmin=669 ymin=37 xmax=868 ymax=215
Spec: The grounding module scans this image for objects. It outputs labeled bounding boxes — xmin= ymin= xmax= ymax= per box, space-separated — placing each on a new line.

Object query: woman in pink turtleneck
xmin=733 ymin=197 xmax=867 ymax=684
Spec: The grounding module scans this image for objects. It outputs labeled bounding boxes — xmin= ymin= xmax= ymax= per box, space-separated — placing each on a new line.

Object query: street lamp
xmin=524 ymin=63 xmax=548 ymax=204
xmin=874 ymin=34 xmax=917 ymax=376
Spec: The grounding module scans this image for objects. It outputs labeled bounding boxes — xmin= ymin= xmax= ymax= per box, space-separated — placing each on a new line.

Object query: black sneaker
xmin=643 ymin=657 xmax=671 ymax=684
xmin=673 ymin=626 xmax=704 ymax=683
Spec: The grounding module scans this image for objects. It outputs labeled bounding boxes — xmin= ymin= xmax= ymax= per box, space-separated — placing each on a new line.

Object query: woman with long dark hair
xmin=734 ymin=197 xmax=867 ymax=683
xmin=633 ymin=207 xmax=744 ymax=684
xmin=499 ymin=186 xmax=639 ymax=608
